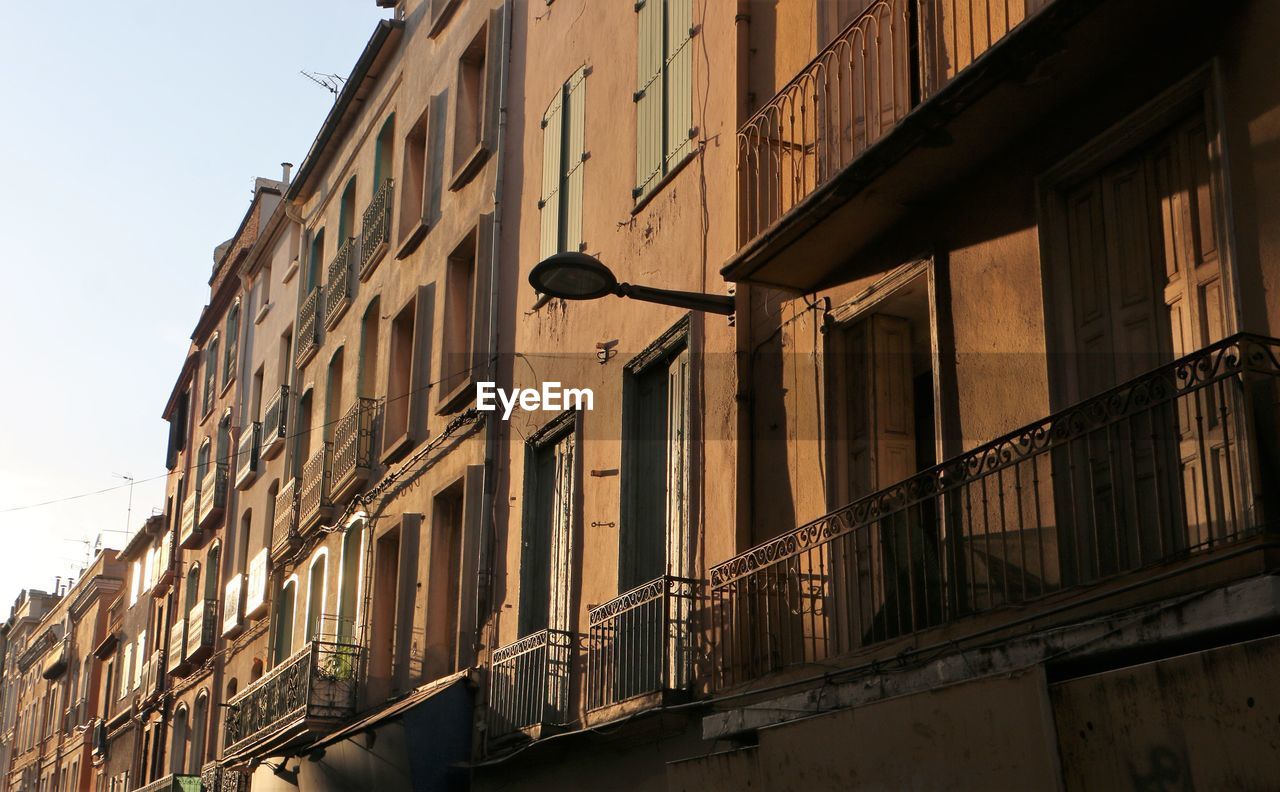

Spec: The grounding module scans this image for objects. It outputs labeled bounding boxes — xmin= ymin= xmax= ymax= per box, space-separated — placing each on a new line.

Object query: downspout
xmin=476 ymin=0 xmax=514 ymax=660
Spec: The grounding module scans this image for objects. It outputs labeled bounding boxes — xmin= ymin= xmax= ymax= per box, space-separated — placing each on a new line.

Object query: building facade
xmin=5 ymin=0 xmax=1280 ymax=789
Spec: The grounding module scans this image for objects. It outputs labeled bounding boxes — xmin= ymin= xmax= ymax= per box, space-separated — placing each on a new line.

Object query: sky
xmin=0 ymin=2 xmax=389 ymax=610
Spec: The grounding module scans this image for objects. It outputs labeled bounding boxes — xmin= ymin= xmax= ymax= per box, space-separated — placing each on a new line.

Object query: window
xmin=383 ymin=288 xmax=431 ymax=461
xmin=117 ymin=643 xmax=131 ymax=700
xmin=358 ymin=299 xmax=381 ymax=400
xmin=439 ymin=221 xmax=491 ymax=409
xmin=450 ymin=11 xmax=503 ymax=189
xmin=306 ymin=228 xmax=326 ymax=293
xmin=398 ymin=95 xmax=447 ymax=249
xmin=634 ymin=0 xmax=695 ymax=200
xmin=133 ymin=632 xmax=145 ymax=690
xmin=338 ymin=177 xmax=357 ymax=240
xmin=273 ymin=578 xmax=297 ymax=664
xmin=130 ymin=561 xmax=141 ymax=605
xmin=169 ymin=706 xmax=187 ymax=776
xmin=166 ymin=390 xmax=189 ymax=470
xmin=223 ymin=301 xmax=240 ymax=387
xmin=373 ymin=115 xmax=395 ymax=192
xmin=539 ymin=67 xmax=587 ymax=259
xmin=428 ymin=480 xmax=465 ymax=677
xmin=337 ymin=517 xmax=366 ymax=644
xmin=519 ymin=414 xmax=577 ymax=636
xmin=202 ymin=336 xmax=219 ymax=416
xmin=305 ymin=550 xmax=327 ymax=642
xmin=324 ymin=347 xmax=345 ymax=443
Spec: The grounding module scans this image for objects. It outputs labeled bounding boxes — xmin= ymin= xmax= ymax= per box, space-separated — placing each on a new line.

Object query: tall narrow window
xmin=450 ymin=11 xmax=503 ymax=188
xmin=273 ymin=579 xmax=297 ymax=664
xmin=223 ymin=301 xmax=240 ymax=387
xmin=634 ymin=0 xmax=695 ymax=200
xmin=374 ymin=116 xmax=396 ymax=193
xmin=338 ymin=519 xmax=365 ymax=643
xmin=323 ymin=348 xmax=345 ymax=443
xmin=441 ymin=230 xmax=477 ymax=402
xmin=251 ymin=366 xmax=265 ymax=422
xmin=305 ymin=552 xmax=327 ymax=642
xmin=169 ymin=706 xmax=187 ymax=776
xmin=428 ymin=481 xmax=465 ymax=677
xmin=306 ymin=229 xmax=326 ymax=293
xmin=384 ymin=290 xmax=431 ymax=460
xmin=202 ymin=337 xmax=219 ymax=416
xmin=519 ymin=416 xmax=577 ymax=636
xmin=295 ymin=390 xmax=314 ymax=477
xmin=338 ymin=178 xmax=357 ymax=241
xmin=278 ymin=327 xmax=293 ymax=391
xmin=400 ymin=108 xmax=430 ymax=245
xmin=358 ymin=299 xmax=381 ymax=400
xmin=539 ymin=67 xmax=587 ymax=260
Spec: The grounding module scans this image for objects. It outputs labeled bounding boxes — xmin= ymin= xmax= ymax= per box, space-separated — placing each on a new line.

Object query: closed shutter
xmin=539 ymin=89 xmax=564 ymax=261
xmin=665 ymin=348 xmax=690 ymax=577
xmin=481 ymin=6 xmax=505 ymax=151
xmin=564 ymin=67 xmax=587 ymax=252
xmin=548 ymin=431 xmax=576 ymax=634
xmin=634 ymin=0 xmax=663 ymax=197
xmin=665 ymin=0 xmax=695 ymax=168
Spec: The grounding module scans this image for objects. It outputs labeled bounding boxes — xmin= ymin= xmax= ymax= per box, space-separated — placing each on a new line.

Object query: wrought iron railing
xmin=198 ymin=462 xmax=228 ymax=529
xmin=299 ymin=443 xmax=333 ymax=533
xmin=359 ymin=178 xmax=393 ymax=279
xmin=261 ymin=385 xmax=289 ymax=460
xmin=296 ymin=286 xmax=320 ymax=366
xmin=737 ymin=0 xmax=1047 ymax=246
xmin=272 ymin=478 xmax=298 ymax=554
xmin=235 ymin=422 xmax=260 ymax=489
xmin=710 ymin=334 xmax=1280 ymax=688
xmin=324 ymin=237 xmax=355 ymax=330
xmin=200 ymin=761 xmax=248 ymax=792
xmin=587 ymin=576 xmax=698 ymax=711
xmin=179 ymin=486 xmax=198 ymax=547
xmin=223 ymin=639 xmax=362 ymax=758
xmin=135 ymin=774 xmax=201 ymax=792
xmin=332 ymin=398 xmax=377 ymax=498
xmin=185 ymin=598 xmax=217 ymax=662
xmin=488 ymin=629 xmax=574 ymax=737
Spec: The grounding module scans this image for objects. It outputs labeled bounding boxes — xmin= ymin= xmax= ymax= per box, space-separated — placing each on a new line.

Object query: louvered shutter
xmin=634 ymin=0 xmax=663 ymax=198
xmin=665 ymin=0 xmax=695 ymax=168
xmin=564 ymin=67 xmax=587 ymax=252
xmin=539 ymin=89 xmax=564 ymax=261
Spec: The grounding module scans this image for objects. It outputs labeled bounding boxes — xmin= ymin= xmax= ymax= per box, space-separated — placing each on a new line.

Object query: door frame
xmin=1036 ymin=61 xmax=1241 ymax=412
xmin=518 ymin=409 xmax=581 ymax=637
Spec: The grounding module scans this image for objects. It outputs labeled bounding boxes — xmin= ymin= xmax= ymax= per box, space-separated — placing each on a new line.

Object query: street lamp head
xmin=529 ymin=252 xmax=619 ymax=300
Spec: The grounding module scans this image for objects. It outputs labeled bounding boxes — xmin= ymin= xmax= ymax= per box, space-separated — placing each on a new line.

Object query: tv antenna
xmin=301 ymin=70 xmax=347 ymax=97
xmin=113 ymin=473 xmax=135 ymax=540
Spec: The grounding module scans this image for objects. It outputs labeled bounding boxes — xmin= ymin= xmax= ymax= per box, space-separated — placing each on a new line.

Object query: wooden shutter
xmin=547 ymin=431 xmax=576 ymax=634
xmin=456 ymin=465 xmax=486 ymax=669
xmin=634 ymin=0 xmax=664 ymax=198
xmin=426 ymin=91 xmax=449 ymax=226
xmin=408 ymin=285 xmax=435 ymax=446
xmin=564 ymin=67 xmax=587 ymax=252
xmin=665 ymin=348 xmax=690 ymax=577
xmin=665 ymin=0 xmax=695 ymax=169
xmin=481 ymin=6 xmax=505 ymax=151
xmin=471 ymin=214 xmax=494 ymax=375
xmin=539 ymin=89 xmax=564 ymax=261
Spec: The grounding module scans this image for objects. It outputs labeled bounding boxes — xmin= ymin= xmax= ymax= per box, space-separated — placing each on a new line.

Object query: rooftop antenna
xmin=112 ymin=473 xmax=135 ymax=542
xmin=300 ymin=70 xmax=347 ymax=97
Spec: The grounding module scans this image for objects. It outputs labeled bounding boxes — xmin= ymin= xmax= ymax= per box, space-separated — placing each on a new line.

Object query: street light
xmin=529 ymin=252 xmax=735 ymax=316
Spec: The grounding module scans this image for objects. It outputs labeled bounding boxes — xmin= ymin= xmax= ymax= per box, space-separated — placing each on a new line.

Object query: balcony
xmin=179 ymin=486 xmax=200 ymax=548
xmin=271 ymin=477 xmax=299 ymax=560
xmin=197 ymin=462 xmax=228 ymax=530
xmin=167 ymin=616 xmax=188 ymax=675
xmin=222 ymin=639 xmax=362 ymax=761
xmin=234 ymin=422 xmax=260 ymax=490
xmin=299 ymin=443 xmax=333 ymax=535
xmin=587 ymin=576 xmax=698 ymax=712
xmin=324 ymin=237 xmax=356 ymax=331
xmin=358 ymin=178 xmax=393 ymax=281
xmin=200 ymin=761 xmax=248 ymax=792
xmin=261 ymin=385 xmax=289 ymax=460
xmin=488 ymin=629 xmax=573 ymax=740
xmin=135 ymin=775 xmax=201 ymax=792
xmin=709 ymin=335 xmax=1280 ymax=689
xmin=727 ymin=0 xmax=1076 ymax=289
xmin=296 ymin=286 xmax=320 ymax=368
xmin=331 ymin=398 xmax=377 ymax=504
xmin=185 ymin=599 xmax=217 ymax=665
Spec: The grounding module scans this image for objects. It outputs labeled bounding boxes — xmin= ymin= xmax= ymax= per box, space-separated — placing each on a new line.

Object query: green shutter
xmin=539 ymin=88 xmax=564 ymax=261
xmin=634 ymin=0 xmax=663 ymax=198
xmin=564 ymin=67 xmax=587 ymax=252
xmin=665 ymin=0 xmax=695 ymax=168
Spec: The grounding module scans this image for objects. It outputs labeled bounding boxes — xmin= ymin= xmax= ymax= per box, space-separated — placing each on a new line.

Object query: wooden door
xmin=665 ymin=349 xmax=691 ymax=579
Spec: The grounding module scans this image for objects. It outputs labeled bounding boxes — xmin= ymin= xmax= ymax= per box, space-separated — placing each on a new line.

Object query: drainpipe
xmin=475 ymin=0 xmax=514 ymax=666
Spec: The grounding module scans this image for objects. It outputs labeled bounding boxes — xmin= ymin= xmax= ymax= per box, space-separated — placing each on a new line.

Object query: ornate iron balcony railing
xmin=135 ymin=774 xmax=201 ymax=792
xmin=200 ymin=761 xmax=248 ymax=792
xmin=197 ymin=462 xmax=228 ymax=530
xmin=296 ymin=286 xmax=320 ymax=367
xmin=261 ymin=385 xmax=289 ymax=460
xmin=359 ymin=178 xmax=393 ymax=280
xmin=332 ymin=398 xmax=377 ymax=502
xmin=324 ymin=237 xmax=356 ymax=330
xmin=185 ymin=598 xmax=217 ymax=664
xmin=299 ymin=443 xmax=333 ymax=534
xmin=234 ymin=422 xmax=260 ymax=490
xmin=709 ymin=334 xmax=1280 ymax=689
xmin=272 ymin=478 xmax=298 ymax=557
xmin=223 ymin=639 xmax=362 ymax=759
xmin=488 ymin=629 xmax=574 ymax=738
xmin=587 ymin=576 xmax=699 ymax=711
xmin=737 ymin=0 xmax=1045 ymax=246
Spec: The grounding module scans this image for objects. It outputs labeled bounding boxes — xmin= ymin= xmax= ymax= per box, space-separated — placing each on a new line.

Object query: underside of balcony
xmin=723 ymin=0 xmax=1201 ymax=291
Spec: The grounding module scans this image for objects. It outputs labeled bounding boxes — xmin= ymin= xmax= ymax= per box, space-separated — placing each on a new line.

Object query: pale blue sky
xmin=0 ymin=2 xmax=388 ymax=608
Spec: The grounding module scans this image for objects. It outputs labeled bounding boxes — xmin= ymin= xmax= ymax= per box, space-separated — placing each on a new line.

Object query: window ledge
xmin=282 ymin=257 xmax=300 ymax=285
xmin=396 ymin=221 xmax=430 ymax=260
xmin=381 ymin=430 xmax=415 ymax=466
xmin=220 ymin=376 xmax=235 ymax=398
xmin=435 ymin=375 xmax=476 ymax=416
xmin=427 ymin=0 xmax=463 ymax=38
xmin=449 ymin=144 xmax=491 ymax=193
xmin=254 ymin=301 xmax=273 ymax=325
xmin=631 ymin=149 xmax=697 ymax=216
